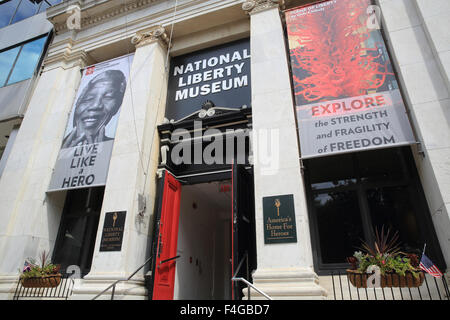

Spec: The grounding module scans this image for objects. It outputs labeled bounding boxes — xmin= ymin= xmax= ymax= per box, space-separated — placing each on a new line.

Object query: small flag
xmin=420 ymin=254 xmax=442 ymax=278
xmin=23 ymin=261 xmax=33 ymax=273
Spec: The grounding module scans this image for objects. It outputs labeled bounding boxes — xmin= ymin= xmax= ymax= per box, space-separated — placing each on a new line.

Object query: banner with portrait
xmin=48 ymin=54 xmax=133 ymax=191
xmin=286 ymin=0 xmax=415 ymax=158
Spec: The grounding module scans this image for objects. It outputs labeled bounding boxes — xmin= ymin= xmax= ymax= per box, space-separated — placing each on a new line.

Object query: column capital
xmin=43 ymin=43 xmax=94 ymax=71
xmin=242 ymin=0 xmax=285 ymax=15
xmin=131 ymin=26 xmax=170 ymax=49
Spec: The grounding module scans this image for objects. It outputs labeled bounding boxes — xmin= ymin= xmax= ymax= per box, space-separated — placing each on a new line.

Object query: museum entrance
xmin=174 ymin=180 xmax=232 ymax=299
xmin=149 ymin=105 xmax=256 ymax=300
xmin=149 ymin=166 xmax=256 ymax=300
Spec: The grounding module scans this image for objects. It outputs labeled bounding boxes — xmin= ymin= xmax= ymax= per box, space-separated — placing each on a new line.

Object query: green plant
xmin=359 ymin=225 xmax=401 ymax=257
xmin=20 ymin=250 xmax=60 ymax=280
xmin=348 ymin=226 xmax=421 ymax=279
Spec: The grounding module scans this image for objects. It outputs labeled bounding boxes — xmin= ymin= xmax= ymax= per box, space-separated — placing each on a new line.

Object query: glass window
xmin=357 ymin=148 xmax=406 ymax=183
xmin=308 ymin=153 xmax=357 ymax=190
xmin=37 ymin=0 xmax=63 ymax=13
xmin=47 ymin=0 xmax=63 ymax=5
xmin=10 ymin=0 xmax=39 ymax=25
xmin=0 ymin=0 xmax=20 ymax=28
xmin=306 ymin=147 xmax=446 ymax=272
xmin=367 ymin=186 xmax=423 ymax=253
xmin=313 ymin=190 xmax=364 ymax=264
xmin=53 ymin=187 xmax=104 ymax=276
xmin=6 ymin=36 xmax=47 ymax=85
xmin=0 ymin=46 xmax=20 ymax=86
xmin=38 ymin=0 xmax=63 ymax=13
xmin=37 ymin=1 xmax=50 ymax=13
xmin=1 ymin=0 xmax=61 ymax=28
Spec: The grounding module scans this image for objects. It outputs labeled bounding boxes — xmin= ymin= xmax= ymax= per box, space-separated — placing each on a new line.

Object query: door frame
xmin=231 ymin=163 xmax=257 ymax=300
xmin=149 ymin=166 xmax=257 ymax=300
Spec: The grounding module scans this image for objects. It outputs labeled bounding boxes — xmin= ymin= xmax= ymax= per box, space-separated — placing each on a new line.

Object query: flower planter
xmin=20 ymin=274 xmax=62 ymax=288
xmin=346 ymin=269 xmax=425 ymax=288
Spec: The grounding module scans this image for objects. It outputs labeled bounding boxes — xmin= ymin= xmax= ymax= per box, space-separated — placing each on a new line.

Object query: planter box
xmin=346 ymin=269 xmax=425 ymax=288
xmin=20 ymin=274 xmax=62 ymax=288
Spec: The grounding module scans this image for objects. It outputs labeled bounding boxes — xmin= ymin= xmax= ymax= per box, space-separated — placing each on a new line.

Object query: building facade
xmin=0 ymin=0 xmax=64 ymax=295
xmin=0 ymin=0 xmax=62 ymax=177
xmin=0 ymin=0 xmax=449 ymax=300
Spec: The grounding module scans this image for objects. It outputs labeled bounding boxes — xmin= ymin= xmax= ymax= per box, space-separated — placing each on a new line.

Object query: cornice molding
xmin=131 ymin=26 xmax=170 ymax=48
xmin=43 ymin=44 xmax=94 ymax=71
xmin=242 ymin=0 xmax=285 ymax=15
xmin=49 ymin=0 xmax=161 ymax=34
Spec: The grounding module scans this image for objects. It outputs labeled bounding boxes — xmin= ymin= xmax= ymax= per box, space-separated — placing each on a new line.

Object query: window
xmin=0 ymin=0 xmax=62 ymax=27
xmin=52 ymin=187 xmax=105 ymax=276
xmin=0 ymin=46 xmax=20 ymax=86
xmin=38 ymin=0 xmax=62 ymax=13
xmin=304 ymin=147 xmax=446 ymax=274
xmin=0 ymin=35 xmax=48 ymax=87
xmin=10 ymin=0 xmax=38 ymax=24
xmin=0 ymin=0 xmax=19 ymax=28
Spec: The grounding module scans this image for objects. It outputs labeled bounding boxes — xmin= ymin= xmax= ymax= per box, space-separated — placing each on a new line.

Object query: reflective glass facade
xmin=0 ymin=0 xmax=62 ymax=28
xmin=0 ymin=35 xmax=48 ymax=87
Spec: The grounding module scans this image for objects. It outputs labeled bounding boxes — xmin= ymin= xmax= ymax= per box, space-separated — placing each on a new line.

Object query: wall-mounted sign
xmin=166 ymin=38 xmax=251 ymax=121
xmin=100 ymin=211 xmax=126 ymax=252
xmin=286 ymin=0 xmax=415 ymax=159
xmin=263 ymin=194 xmax=297 ymax=244
xmin=48 ymin=54 xmax=133 ymax=191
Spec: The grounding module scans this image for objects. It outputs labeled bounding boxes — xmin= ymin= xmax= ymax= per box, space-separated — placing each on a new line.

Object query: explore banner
xmin=48 ymin=54 xmax=133 ymax=191
xmin=286 ymin=0 xmax=415 ymax=158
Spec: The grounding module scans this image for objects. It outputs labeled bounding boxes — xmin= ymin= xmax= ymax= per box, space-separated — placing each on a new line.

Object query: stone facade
xmin=0 ymin=0 xmax=448 ymax=300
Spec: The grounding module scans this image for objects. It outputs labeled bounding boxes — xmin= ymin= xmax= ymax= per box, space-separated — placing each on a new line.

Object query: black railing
xmin=92 ymin=256 xmax=152 ymax=300
xmin=13 ymin=273 xmax=75 ymax=300
xmin=231 ymin=251 xmax=272 ymax=300
xmin=328 ymin=270 xmax=450 ymax=300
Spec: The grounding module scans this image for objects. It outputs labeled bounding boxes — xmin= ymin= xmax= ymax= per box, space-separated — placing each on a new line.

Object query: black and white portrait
xmin=62 ymin=69 xmax=127 ymax=148
xmin=49 ymin=55 xmax=133 ymax=192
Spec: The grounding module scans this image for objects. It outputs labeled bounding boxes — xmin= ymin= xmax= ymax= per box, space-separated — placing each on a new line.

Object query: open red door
xmin=231 ymin=163 xmax=257 ymax=300
xmin=152 ymin=171 xmax=182 ymax=300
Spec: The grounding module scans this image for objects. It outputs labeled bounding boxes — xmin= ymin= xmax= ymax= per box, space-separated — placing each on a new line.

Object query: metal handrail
xmin=231 ymin=252 xmax=272 ymax=300
xmin=92 ymin=256 xmax=152 ymax=300
xmin=231 ymin=277 xmax=273 ymax=300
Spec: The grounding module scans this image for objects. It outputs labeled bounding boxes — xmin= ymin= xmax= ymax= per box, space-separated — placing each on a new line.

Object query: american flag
xmin=419 ymin=254 xmax=442 ymax=278
xmin=23 ymin=261 xmax=33 ymax=273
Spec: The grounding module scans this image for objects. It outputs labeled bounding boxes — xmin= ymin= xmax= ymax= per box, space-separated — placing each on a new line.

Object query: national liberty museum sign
xmin=166 ymin=38 xmax=251 ymax=121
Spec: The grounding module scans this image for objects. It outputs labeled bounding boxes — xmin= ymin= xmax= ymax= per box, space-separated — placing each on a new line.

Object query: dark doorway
xmin=52 ymin=187 xmax=104 ymax=276
xmin=304 ymin=146 xmax=446 ymax=274
xmin=232 ymin=164 xmax=257 ymax=300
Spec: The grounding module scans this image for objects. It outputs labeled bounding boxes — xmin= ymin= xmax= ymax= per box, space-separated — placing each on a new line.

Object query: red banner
xmin=286 ymin=0 xmax=415 ymax=158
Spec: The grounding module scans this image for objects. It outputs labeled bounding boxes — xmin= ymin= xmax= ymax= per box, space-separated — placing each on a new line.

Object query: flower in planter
xmin=347 ymin=226 xmax=422 ymax=279
xmin=20 ymin=250 xmax=60 ymax=280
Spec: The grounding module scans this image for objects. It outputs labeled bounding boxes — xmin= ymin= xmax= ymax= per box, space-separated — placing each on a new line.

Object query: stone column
xmin=376 ymin=0 xmax=450 ymax=273
xmin=71 ymin=26 xmax=170 ymax=299
xmin=243 ymin=0 xmax=327 ymax=299
xmin=0 ymin=47 xmax=91 ymax=299
xmin=412 ymin=0 xmax=450 ymax=274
